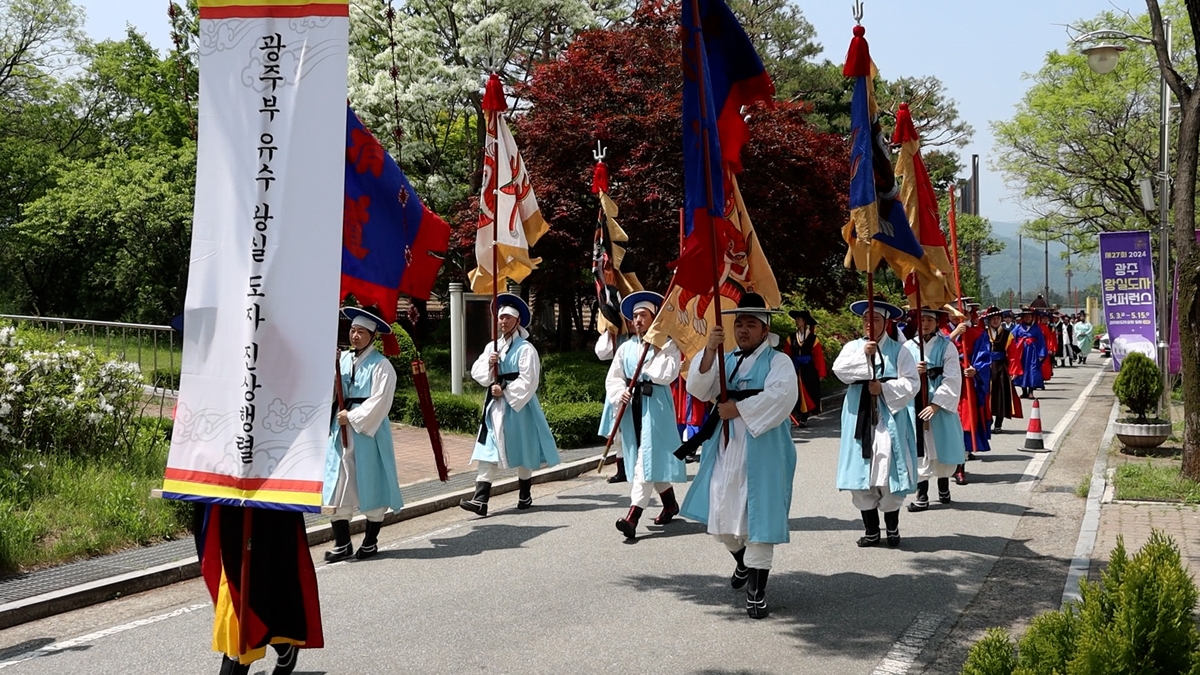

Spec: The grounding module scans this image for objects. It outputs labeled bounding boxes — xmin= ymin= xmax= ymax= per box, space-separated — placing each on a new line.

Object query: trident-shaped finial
xmin=852 ymin=0 xmax=864 ymax=24
xmin=593 ymin=140 xmax=607 ymax=162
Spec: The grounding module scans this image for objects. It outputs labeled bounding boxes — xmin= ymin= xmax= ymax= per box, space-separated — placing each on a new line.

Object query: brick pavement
xmin=1091 ymin=400 xmax=1200 ymax=581
xmin=390 ymin=424 xmax=479 ymax=485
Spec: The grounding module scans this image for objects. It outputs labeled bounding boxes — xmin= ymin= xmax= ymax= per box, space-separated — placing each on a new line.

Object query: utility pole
xmin=1018 ymin=233 xmax=1023 ymax=305
xmin=1066 ymin=249 xmax=1073 ymax=312
xmin=1044 ymin=237 xmax=1050 ymax=300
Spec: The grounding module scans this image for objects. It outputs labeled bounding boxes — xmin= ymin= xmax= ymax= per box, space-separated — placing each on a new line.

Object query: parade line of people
xmin=211 ymin=292 xmax=1090 ymax=673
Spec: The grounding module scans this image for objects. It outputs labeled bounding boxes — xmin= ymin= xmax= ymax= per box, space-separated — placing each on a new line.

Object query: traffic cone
xmin=1023 ymin=399 xmax=1045 ymax=451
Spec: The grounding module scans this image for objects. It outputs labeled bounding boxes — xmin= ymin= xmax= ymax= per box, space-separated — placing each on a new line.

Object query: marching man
xmin=461 ymin=293 xmax=560 ymax=517
xmin=833 ymin=298 xmax=919 ymax=548
xmin=324 ymin=307 xmax=405 ymax=562
xmin=679 ymin=293 xmax=797 ymax=620
xmin=904 ymin=308 xmax=967 ymax=511
xmin=781 ymin=309 xmax=826 ymax=427
xmin=608 ymin=291 xmax=685 ymax=539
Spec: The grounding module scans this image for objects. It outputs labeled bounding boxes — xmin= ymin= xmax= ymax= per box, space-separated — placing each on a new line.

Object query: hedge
xmin=539 ymin=352 xmax=608 ymax=405
xmin=543 ymin=401 xmax=603 ymax=449
xmin=391 ymin=390 xmax=481 ymax=435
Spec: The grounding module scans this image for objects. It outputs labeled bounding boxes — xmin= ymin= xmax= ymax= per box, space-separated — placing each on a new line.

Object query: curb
xmin=1061 ymin=398 xmax=1120 ymax=608
xmin=0 ymin=449 xmax=615 ymax=630
xmin=0 ymin=387 xmax=849 ymax=629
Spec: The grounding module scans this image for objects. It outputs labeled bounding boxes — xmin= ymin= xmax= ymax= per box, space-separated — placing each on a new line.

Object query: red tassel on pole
xmin=592 ymin=161 xmax=609 ymax=195
xmin=482 ymin=73 xmax=507 ymax=113
xmin=891 ymin=102 xmax=917 ymax=145
xmin=842 ymin=25 xmax=871 ymax=78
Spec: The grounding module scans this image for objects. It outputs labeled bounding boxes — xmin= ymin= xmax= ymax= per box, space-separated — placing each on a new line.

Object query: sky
xmin=84 ymin=0 xmax=1135 ymax=226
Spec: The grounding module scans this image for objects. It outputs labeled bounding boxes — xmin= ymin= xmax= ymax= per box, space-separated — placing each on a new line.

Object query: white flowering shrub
xmin=0 ymin=326 xmax=144 ymax=458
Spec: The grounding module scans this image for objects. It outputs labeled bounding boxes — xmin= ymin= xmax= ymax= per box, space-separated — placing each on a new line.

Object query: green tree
xmin=8 ymin=142 xmax=195 ymax=322
xmin=992 ymin=1 xmax=1193 ymax=254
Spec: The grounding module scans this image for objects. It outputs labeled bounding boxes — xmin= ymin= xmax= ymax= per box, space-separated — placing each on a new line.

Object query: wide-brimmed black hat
xmin=720 ymin=292 xmax=779 ymax=323
xmin=980 ymin=306 xmax=1003 ymax=319
xmin=788 ymin=309 xmax=816 ymax=325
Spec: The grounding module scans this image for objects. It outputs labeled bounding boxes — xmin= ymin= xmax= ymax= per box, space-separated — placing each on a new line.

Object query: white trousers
xmin=714 ymin=534 xmax=774 ymax=569
xmin=851 ymin=486 xmax=905 ymax=513
xmin=915 ymin=451 xmax=957 ymax=481
xmin=330 ymin=506 xmax=387 ymax=523
xmin=477 ymin=461 xmax=532 ymax=483
xmin=630 ymin=446 xmax=670 ymax=508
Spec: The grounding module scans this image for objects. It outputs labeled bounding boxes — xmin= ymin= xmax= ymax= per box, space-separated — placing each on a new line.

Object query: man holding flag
xmin=608 ymin=291 xmax=685 ymax=539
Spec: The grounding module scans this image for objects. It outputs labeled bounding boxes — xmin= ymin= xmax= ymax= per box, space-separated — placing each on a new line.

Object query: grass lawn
xmin=1112 ymin=462 xmax=1200 ymax=504
xmin=0 ymin=419 xmax=191 ymax=575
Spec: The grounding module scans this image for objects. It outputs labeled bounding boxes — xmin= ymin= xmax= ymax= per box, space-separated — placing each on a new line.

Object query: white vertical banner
xmin=163 ymin=0 xmax=349 ymax=511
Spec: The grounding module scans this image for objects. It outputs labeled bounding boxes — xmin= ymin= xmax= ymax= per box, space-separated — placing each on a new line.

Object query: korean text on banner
xmin=164 ymin=0 xmax=350 ymax=512
xmin=1099 ymin=230 xmax=1158 ymax=372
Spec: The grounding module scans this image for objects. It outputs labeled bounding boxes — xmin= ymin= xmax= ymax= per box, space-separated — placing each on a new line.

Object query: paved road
xmin=0 ymin=362 xmax=1106 ymax=674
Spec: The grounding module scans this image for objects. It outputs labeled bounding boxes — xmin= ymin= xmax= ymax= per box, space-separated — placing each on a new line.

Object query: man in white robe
xmin=833 ymin=298 xmax=919 ymax=547
xmin=678 ymin=293 xmax=797 ymax=619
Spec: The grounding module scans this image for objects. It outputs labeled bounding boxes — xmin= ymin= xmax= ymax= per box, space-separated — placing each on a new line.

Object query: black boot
xmin=954 ymin=464 xmax=968 ymax=486
xmin=615 ymin=506 xmax=642 ymax=539
xmin=907 ymin=481 xmax=929 ymax=512
xmin=324 ymin=519 xmax=354 ymax=562
xmin=607 ymin=459 xmax=628 ymax=484
xmin=459 ymin=481 xmax=491 ymax=517
xmin=937 ymin=477 xmax=952 ymax=504
xmin=271 ymin=644 xmax=298 ymax=675
xmin=517 ymin=478 xmax=533 ymax=510
xmin=219 ymin=656 xmax=250 ymax=675
xmin=884 ymin=510 xmax=901 ymax=547
xmin=653 ymin=487 xmax=679 ymax=525
xmin=730 ymin=547 xmax=749 ymax=589
xmin=746 ymin=568 xmax=770 ymax=619
xmin=857 ymin=509 xmax=881 ymax=547
xmin=993 ymin=418 xmax=1003 ymax=432
xmin=355 ymin=520 xmax=383 ymax=560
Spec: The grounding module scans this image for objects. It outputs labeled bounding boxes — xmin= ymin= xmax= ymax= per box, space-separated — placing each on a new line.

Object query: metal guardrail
xmin=0 ymin=314 xmax=180 ymax=393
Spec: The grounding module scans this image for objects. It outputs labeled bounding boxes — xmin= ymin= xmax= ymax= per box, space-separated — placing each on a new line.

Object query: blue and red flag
xmin=840 ymin=25 xmax=926 ymax=277
xmin=676 ymin=0 xmax=774 ymax=296
xmin=342 ymin=106 xmax=450 ymax=330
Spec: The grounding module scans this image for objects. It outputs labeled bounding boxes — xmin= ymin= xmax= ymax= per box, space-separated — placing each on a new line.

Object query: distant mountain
xmin=980 ymin=234 xmax=1100 ymax=307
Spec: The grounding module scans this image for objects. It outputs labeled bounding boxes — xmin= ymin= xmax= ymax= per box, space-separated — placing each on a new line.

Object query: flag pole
xmin=597 ymin=337 xmax=654 ymax=473
xmin=688 ymin=0 xmax=730 ymax=424
xmin=948 ymin=186 xmax=978 ymax=453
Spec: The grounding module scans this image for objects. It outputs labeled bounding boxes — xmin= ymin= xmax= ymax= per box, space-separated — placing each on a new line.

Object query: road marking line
xmin=871 ymin=612 xmax=943 ymax=675
xmin=1018 ymin=367 xmax=1106 ymax=489
xmin=0 ymin=523 xmax=470 ymax=668
xmin=0 ymin=603 xmax=209 ymax=669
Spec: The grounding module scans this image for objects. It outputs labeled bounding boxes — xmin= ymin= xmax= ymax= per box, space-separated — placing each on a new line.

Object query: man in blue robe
xmin=1010 ymin=309 xmax=1046 ymax=399
xmin=324 ymin=307 xmax=405 ymax=562
xmin=679 ymin=293 xmax=797 ymax=619
xmin=461 ymin=294 xmax=560 ymax=517
xmin=904 ymin=308 xmax=967 ymax=511
xmin=833 ymin=298 xmax=919 ymax=547
xmin=608 ymin=291 xmax=685 ymax=539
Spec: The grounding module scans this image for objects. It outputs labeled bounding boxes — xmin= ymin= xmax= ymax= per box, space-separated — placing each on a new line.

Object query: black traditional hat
xmin=788 ymin=309 xmax=817 ymax=325
xmin=720 ymin=292 xmax=780 ymax=323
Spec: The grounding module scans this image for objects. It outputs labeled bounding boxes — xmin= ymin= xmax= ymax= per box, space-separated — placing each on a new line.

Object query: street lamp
xmin=1074 ymin=21 xmax=1173 ymax=416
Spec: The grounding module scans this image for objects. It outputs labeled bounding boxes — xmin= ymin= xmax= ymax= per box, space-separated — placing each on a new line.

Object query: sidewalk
xmin=1088 ymin=400 xmax=1200 ymax=583
xmin=0 ymin=423 xmax=608 ymax=629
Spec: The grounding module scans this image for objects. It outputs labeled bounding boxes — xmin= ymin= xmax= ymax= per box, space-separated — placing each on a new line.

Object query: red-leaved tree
xmin=447 ymin=1 xmax=855 ymax=348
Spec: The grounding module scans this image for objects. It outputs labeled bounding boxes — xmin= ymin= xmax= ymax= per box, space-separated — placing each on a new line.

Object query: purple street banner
xmin=1168 ymin=230 xmax=1200 ymax=375
xmin=1099 ymin=231 xmax=1157 ymax=371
